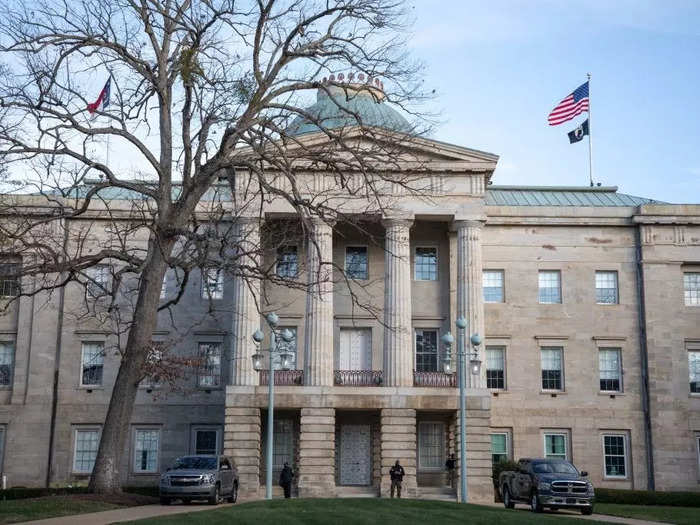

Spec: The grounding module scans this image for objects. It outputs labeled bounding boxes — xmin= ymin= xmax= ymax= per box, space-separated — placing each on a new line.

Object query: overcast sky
xmin=408 ymin=0 xmax=700 ymax=203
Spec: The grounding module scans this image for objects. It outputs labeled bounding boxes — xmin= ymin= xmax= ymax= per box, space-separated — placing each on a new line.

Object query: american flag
xmin=548 ymin=81 xmax=589 ymax=126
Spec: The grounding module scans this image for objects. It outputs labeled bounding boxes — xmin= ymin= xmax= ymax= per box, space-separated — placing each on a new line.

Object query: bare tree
xmin=0 ymin=0 xmax=431 ymax=493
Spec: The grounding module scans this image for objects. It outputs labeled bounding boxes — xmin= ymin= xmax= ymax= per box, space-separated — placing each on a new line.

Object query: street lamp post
xmin=442 ymin=317 xmax=482 ymax=503
xmin=251 ymin=312 xmax=294 ymax=500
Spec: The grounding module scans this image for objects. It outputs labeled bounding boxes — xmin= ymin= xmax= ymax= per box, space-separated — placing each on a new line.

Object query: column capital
xmin=450 ymin=218 xmax=485 ymax=231
xmin=381 ymin=216 xmax=414 ymax=229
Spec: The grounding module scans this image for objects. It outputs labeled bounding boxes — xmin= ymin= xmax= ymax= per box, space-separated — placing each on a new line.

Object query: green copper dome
xmin=287 ymin=82 xmax=411 ymax=136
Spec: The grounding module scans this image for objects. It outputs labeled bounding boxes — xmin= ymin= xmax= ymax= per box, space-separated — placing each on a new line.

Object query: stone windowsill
xmin=598 ymin=391 xmax=625 ymax=396
xmin=540 ymin=390 xmax=567 ymax=395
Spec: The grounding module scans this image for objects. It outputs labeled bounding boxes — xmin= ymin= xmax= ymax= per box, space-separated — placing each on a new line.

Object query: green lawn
xmin=124 ymin=498 xmax=611 ymax=525
xmin=595 ymin=503 xmax=699 ymax=525
xmin=0 ymin=496 xmax=122 ymax=524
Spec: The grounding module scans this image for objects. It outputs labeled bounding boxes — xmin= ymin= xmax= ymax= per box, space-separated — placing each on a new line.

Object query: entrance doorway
xmin=339 ymin=424 xmax=371 ymax=485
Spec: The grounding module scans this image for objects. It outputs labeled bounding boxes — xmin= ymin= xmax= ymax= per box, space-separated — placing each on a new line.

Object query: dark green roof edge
xmin=486 ymin=186 xmax=666 ymax=207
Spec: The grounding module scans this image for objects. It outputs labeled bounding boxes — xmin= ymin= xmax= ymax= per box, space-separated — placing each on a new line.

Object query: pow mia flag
xmin=568 ymin=119 xmax=589 ymax=144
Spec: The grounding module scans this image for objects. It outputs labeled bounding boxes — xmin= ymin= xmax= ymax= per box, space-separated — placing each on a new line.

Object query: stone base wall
xmin=297 ymin=408 xmax=335 ymax=497
xmin=454 ymin=395 xmax=493 ymax=503
xmin=223 ymin=407 xmax=261 ymax=497
xmin=380 ymin=408 xmax=417 ymax=497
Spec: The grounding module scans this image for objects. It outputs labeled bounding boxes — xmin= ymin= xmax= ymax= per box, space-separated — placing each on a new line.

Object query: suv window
xmin=172 ymin=456 xmax=217 ymax=470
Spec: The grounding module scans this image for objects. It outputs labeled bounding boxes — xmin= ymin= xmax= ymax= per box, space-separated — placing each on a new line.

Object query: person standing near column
xmin=390 ymin=460 xmax=405 ymax=498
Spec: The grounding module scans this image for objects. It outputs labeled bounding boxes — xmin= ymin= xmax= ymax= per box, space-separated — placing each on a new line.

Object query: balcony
xmin=334 ymin=370 xmax=383 ymax=386
xmin=413 ymin=371 xmax=457 ymax=388
xmin=259 ymin=369 xmax=304 ymax=386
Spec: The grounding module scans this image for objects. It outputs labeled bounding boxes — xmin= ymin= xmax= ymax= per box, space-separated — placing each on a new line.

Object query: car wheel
xmin=530 ymin=493 xmax=542 ymax=513
xmin=502 ymin=487 xmax=514 ymax=509
xmin=581 ymin=506 xmax=593 ymax=515
xmin=227 ymin=482 xmax=238 ymax=504
xmin=208 ymin=484 xmax=220 ymax=505
xmin=159 ymin=497 xmax=170 ymax=506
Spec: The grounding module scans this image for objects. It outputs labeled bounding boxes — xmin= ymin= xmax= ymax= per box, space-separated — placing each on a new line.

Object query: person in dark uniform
xmin=389 ymin=460 xmax=405 ymax=498
xmin=279 ymin=462 xmax=294 ymax=498
xmin=445 ymin=453 xmax=456 ymax=487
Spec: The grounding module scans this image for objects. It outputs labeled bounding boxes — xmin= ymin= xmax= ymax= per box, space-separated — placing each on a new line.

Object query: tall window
xmin=486 ymin=346 xmax=505 ymax=389
xmin=0 ymin=262 xmax=20 ymax=297
xmin=491 ymin=433 xmax=509 ymax=464
xmin=0 ymin=342 xmax=14 ymax=386
xmin=538 ymin=270 xmax=561 ymax=304
xmin=133 ymin=429 xmax=159 ymax=473
xmin=544 ymin=433 xmax=567 ymax=460
xmin=201 ymin=268 xmax=223 ymax=299
xmin=276 ymin=246 xmax=298 ymax=278
xmin=345 ymin=246 xmax=368 ymax=280
xmin=277 ymin=327 xmax=297 ymax=369
xmin=86 ymin=264 xmax=110 ymax=297
xmin=599 ymin=348 xmax=622 ymax=392
xmin=73 ymin=429 xmax=100 ymax=473
xmin=271 ymin=419 xmax=294 ymax=470
xmin=198 ymin=343 xmax=222 ymax=387
xmin=596 ymin=271 xmax=619 ymax=304
xmin=541 ymin=347 xmax=563 ymax=391
xmin=418 ymin=422 xmax=444 ymax=469
xmin=415 ymin=329 xmax=439 ymax=372
xmin=689 ymin=350 xmax=700 ymax=393
xmin=415 ymin=247 xmax=438 ymax=281
xmin=81 ymin=342 xmax=104 ymax=387
xmin=685 ymin=273 xmax=700 ymax=306
xmin=603 ymin=435 xmax=627 ymax=478
xmin=192 ymin=427 xmax=220 ymax=456
xmin=483 ymin=270 xmax=504 ymax=303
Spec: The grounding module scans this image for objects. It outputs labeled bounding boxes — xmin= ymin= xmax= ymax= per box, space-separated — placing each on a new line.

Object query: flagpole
xmin=587 ymin=72 xmax=593 ymax=187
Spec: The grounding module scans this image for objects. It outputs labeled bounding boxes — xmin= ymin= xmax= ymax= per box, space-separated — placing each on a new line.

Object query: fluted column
xmin=382 ymin=217 xmax=413 ymax=387
xmin=304 ymin=218 xmax=334 ymax=386
xmin=230 ymin=217 xmax=261 ymax=386
xmin=455 ymin=220 xmax=485 ymax=388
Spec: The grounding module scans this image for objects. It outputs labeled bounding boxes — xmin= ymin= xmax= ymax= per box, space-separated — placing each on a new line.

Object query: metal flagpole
xmin=587 ymin=72 xmax=593 ymax=187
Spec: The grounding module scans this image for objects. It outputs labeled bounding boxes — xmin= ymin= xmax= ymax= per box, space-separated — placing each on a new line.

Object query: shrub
xmin=491 ymin=460 xmax=520 ymax=502
xmin=123 ymin=486 xmax=160 ymax=498
xmin=595 ymin=488 xmax=700 ymax=507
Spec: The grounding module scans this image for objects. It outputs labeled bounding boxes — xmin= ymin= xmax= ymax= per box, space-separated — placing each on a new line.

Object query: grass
xmin=123 ymin=498 xmax=611 ymax=524
xmin=0 ymin=496 xmax=122 ymax=524
xmin=595 ymin=503 xmax=699 ymax=525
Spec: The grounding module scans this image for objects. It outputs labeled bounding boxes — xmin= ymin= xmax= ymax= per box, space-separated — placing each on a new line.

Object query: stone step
xmin=336 ymin=486 xmax=380 ymax=498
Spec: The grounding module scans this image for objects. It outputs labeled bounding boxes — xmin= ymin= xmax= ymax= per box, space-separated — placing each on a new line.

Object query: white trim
xmin=79 ymin=341 xmax=105 ymax=388
xmin=595 ymin=270 xmax=619 ymax=305
xmin=414 ymin=328 xmax=440 ymax=373
xmin=601 ymin=433 xmax=629 ymax=480
xmin=72 ymin=426 xmax=101 ymax=474
xmin=543 ymin=431 xmax=569 ymax=461
xmin=417 ymin=421 xmax=445 ymax=471
xmin=413 ymin=245 xmax=439 ymax=281
xmin=485 ymin=345 xmax=507 ymax=391
xmin=490 ymin=431 xmax=511 ymax=462
xmin=275 ymin=244 xmax=299 ymax=278
xmin=538 ymin=270 xmax=562 ymax=304
xmin=0 ymin=424 xmax=6 ymax=474
xmin=132 ymin=427 xmax=161 ymax=474
xmin=540 ymin=346 xmax=565 ymax=392
xmin=200 ymin=268 xmax=224 ymax=300
xmin=190 ymin=425 xmax=223 ymax=456
xmin=483 ymin=269 xmax=506 ymax=303
xmin=0 ymin=340 xmax=15 ymax=388
xmin=598 ymin=347 xmax=623 ymax=393
xmin=344 ymin=245 xmax=369 ymax=281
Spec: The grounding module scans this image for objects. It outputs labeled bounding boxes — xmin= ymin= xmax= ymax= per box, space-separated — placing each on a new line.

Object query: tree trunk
xmin=88 ymin=234 xmax=173 ymax=493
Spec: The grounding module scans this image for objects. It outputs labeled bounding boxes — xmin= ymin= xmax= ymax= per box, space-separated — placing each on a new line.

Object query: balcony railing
xmin=259 ymin=369 xmax=303 ymax=386
xmin=334 ymin=369 xmax=383 ymax=386
xmin=413 ymin=371 xmax=457 ymax=388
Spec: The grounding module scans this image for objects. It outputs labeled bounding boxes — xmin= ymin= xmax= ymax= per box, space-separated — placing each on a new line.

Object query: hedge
xmin=0 ymin=485 xmax=158 ymax=501
xmin=594 ymin=488 xmax=700 ymax=507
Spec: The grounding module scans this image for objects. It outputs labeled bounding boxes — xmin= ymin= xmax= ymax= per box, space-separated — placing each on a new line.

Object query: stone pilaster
xmin=382 ymin=218 xmax=413 ymax=387
xmin=298 ymin=408 xmax=336 ymax=497
xmin=455 ymin=220 xmax=485 ymax=388
xmin=304 ymin=219 xmax=334 ymax=386
xmin=380 ymin=408 xmax=416 ymax=497
xmin=230 ymin=217 xmax=261 ymax=386
xmin=224 ymin=407 xmax=261 ymax=497
xmin=452 ymin=396 xmax=493 ymax=503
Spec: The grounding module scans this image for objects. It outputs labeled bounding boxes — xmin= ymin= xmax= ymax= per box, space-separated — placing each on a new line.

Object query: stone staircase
xmin=413 ymin=486 xmax=457 ymax=502
xmin=336 ymin=486 xmax=380 ymax=498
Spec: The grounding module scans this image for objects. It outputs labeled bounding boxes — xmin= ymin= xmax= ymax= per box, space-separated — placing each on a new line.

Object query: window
xmin=418 ymin=422 xmax=444 ymax=469
xmin=73 ymin=429 xmax=100 ymax=473
xmin=345 ymin=246 xmax=368 ymax=280
xmin=198 ymin=343 xmax=222 ymax=387
xmin=696 ymin=435 xmax=700 ymax=477
xmin=276 ymin=246 xmax=298 ymax=278
xmin=0 ymin=263 xmax=20 ymax=297
xmin=0 ymin=342 xmax=14 ymax=386
xmin=486 ymin=346 xmax=505 ymax=389
xmin=596 ymin=271 xmax=619 ymax=304
xmin=538 ymin=270 xmax=561 ymax=304
xmin=415 ymin=329 xmax=439 ymax=372
xmin=689 ymin=350 xmax=700 ymax=393
xmin=0 ymin=426 xmax=5 ymax=474
xmin=270 ymin=419 xmax=294 ymax=471
xmin=277 ymin=327 xmax=297 ymax=369
xmin=544 ymin=433 xmax=567 ymax=460
xmin=483 ymin=270 xmax=504 ymax=303
xmin=81 ymin=342 xmax=104 ymax=387
xmin=603 ymin=434 xmax=627 ymax=478
xmin=599 ymin=348 xmax=622 ymax=392
xmin=141 ymin=342 xmax=165 ymax=389
xmin=86 ymin=264 xmax=110 ymax=297
xmin=201 ymin=268 xmax=223 ymax=300
xmin=541 ymin=347 xmax=563 ymax=391
xmin=134 ymin=428 xmax=160 ymax=473
xmin=415 ymin=247 xmax=438 ymax=281
xmin=685 ymin=273 xmax=700 ymax=306
xmin=491 ymin=433 xmax=509 ymax=465
xmin=192 ymin=427 xmax=221 ymax=456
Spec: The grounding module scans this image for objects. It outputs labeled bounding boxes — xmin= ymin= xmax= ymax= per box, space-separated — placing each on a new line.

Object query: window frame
xmin=490 ymin=431 xmax=511 ymax=465
xmin=595 ymin=270 xmax=619 ymax=305
xmin=599 ymin=347 xmax=623 ymax=393
xmin=684 ymin=272 xmax=700 ymax=307
xmin=275 ymin=245 xmax=299 ymax=279
xmin=197 ymin=342 xmax=223 ymax=388
xmin=276 ymin=326 xmax=298 ymax=369
xmin=0 ymin=262 xmax=20 ymax=298
xmin=540 ymin=346 xmax=564 ymax=392
xmin=543 ymin=432 xmax=569 ymax=461
xmin=538 ymin=270 xmax=562 ymax=304
xmin=190 ymin=425 xmax=222 ymax=456
xmin=0 ymin=425 xmax=5 ymax=474
xmin=414 ymin=246 xmax=439 ymax=281
xmin=414 ymin=328 xmax=440 ymax=373
xmin=201 ymin=267 xmax=224 ymax=300
xmin=696 ymin=433 xmax=700 ymax=479
xmin=132 ymin=427 xmax=161 ymax=474
xmin=483 ymin=270 xmax=505 ymax=303
xmin=417 ymin=421 xmax=445 ymax=471
xmin=689 ymin=348 xmax=700 ymax=395
xmin=0 ymin=341 xmax=14 ymax=388
xmin=485 ymin=345 xmax=506 ymax=390
xmin=344 ymin=245 xmax=369 ymax=281
xmin=79 ymin=341 xmax=105 ymax=388
xmin=601 ymin=433 xmax=628 ymax=480
xmin=72 ymin=427 xmax=101 ymax=474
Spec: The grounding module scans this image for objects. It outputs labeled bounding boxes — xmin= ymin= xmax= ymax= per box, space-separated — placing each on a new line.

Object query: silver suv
xmin=159 ymin=455 xmax=238 ymax=505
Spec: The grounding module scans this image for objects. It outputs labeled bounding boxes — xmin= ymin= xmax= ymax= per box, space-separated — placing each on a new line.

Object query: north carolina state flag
xmin=87 ymin=78 xmax=111 ymax=114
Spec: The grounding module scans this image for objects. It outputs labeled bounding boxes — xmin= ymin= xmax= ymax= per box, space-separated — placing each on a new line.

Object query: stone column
xmin=452 ymin=397 xmax=493 ymax=503
xmin=382 ymin=218 xmax=414 ymax=387
xmin=298 ymin=408 xmax=336 ymax=497
xmin=303 ymin=218 xmax=334 ymax=386
xmin=224 ymin=407 xmax=261 ymax=497
xmin=230 ymin=217 xmax=261 ymax=386
xmin=454 ymin=220 xmax=485 ymax=388
xmin=380 ymin=408 xmax=416 ymax=497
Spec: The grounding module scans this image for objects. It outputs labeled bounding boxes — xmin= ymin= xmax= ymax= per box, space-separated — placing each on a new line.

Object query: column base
xmin=453 ymin=395 xmax=494 ymax=504
xmin=297 ymin=408 xmax=336 ymax=498
xmin=380 ymin=408 xmax=417 ymax=498
xmin=224 ymin=407 xmax=261 ymax=498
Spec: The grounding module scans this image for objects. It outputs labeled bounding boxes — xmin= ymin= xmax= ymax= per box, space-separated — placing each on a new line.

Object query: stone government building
xmin=1 ymin=81 xmax=699 ymax=501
